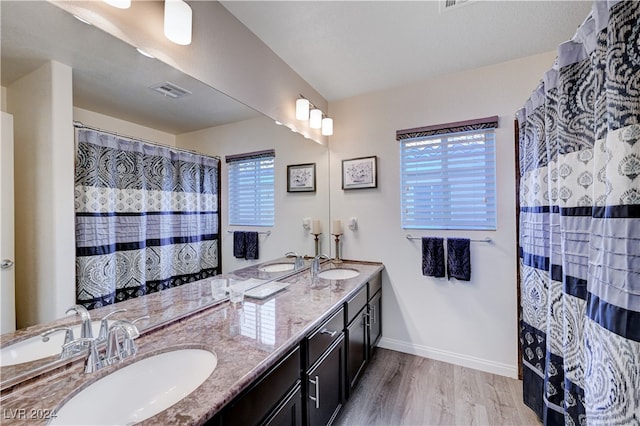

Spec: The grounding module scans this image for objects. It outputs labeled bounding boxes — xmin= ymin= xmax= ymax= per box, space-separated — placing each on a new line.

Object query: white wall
xmin=73 ymin=108 xmax=176 ymax=147
xmin=329 ymin=51 xmax=554 ymax=377
xmin=177 ymin=117 xmax=330 ymax=272
xmin=7 ymin=61 xmax=75 ymax=328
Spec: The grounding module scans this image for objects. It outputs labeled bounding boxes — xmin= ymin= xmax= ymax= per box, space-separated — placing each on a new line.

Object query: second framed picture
xmin=287 ymin=163 xmax=316 ymax=192
xmin=342 ymin=156 xmax=377 ymax=190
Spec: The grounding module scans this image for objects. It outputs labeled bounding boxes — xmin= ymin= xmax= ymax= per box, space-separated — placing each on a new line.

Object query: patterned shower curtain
xmin=517 ymin=1 xmax=639 ymax=425
xmin=75 ymin=128 xmax=220 ymax=309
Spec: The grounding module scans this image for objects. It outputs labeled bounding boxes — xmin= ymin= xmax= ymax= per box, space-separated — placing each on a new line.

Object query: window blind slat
xmin=400 ymin=128 xmax=496 ymax=230
xmin=228 ymin=156 xmax=275 ymax=226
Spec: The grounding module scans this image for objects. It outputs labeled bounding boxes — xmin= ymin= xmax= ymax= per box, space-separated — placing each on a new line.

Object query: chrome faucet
xmin=311 ymin=254 xmax=331 ymax=280
xmin=61 ymin=337 xmax=104 ymax=373
xmin=285 ymin=251 xmax=305 ymax=270
xmin=41 ymin=327 xmax=75 ymax=345
xmin=105 ymin=320 xmax=140 ymax=366
xmin=66 ymin=304 xmax=93 ymax=340
xmin=42 ymin=327 xmax=80 ymax=359
xmin=96 ymin=309 xmax=127 ymax=343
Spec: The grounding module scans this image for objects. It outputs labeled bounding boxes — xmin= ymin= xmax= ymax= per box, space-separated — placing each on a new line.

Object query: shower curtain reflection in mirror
xmin=74 ymin=128 xmax=220 ymax=309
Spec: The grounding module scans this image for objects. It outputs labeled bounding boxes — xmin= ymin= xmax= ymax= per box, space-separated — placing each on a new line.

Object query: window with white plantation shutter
xmin=397 ymin=117 xmax=498 ymax=230
xmin=226 ymin=150 xmax=275 ymax=226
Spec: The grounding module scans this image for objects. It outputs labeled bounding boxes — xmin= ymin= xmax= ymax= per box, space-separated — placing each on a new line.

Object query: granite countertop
xmin=0 ymin=259 xmax=384 ymax=425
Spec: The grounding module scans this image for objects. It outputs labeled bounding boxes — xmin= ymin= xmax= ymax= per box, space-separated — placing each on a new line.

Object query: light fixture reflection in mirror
xmin=164 ymin=0 xmax=193 ymax=45
xmin=103 ymin=0 xmax=131 ymax=9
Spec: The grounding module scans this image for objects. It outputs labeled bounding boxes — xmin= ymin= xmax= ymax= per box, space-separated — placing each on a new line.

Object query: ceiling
xmin=1 ymin=1 xmax=260 ymax=135
xmin=2 ymin=1 xmax=594 ymax=134
xmin=221 ymin=0 xmax=594 ymax=102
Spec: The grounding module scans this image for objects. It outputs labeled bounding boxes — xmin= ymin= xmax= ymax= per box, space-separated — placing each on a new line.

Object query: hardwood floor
xmin=334 ymin=348 xmax=541 ymax=426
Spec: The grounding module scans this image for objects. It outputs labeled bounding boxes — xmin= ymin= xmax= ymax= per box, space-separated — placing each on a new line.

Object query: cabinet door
xmin=346 ymin=308 xmax=367 ymax=395
xmin=263 ymin=385 xmax=303 ymax=426
xmin=368 ymin=290 xmax=382 ymax=354
xmin=307 ymin=336 xmax=345 ymax=426
xmin=222 ymin=346 xmax=301 ymax=426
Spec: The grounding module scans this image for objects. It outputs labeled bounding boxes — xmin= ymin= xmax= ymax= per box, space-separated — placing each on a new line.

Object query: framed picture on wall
xmin=287 ymin=163 xmax=316 ymax=192
xmin=342 ymin=156 xmax=377 ymax=190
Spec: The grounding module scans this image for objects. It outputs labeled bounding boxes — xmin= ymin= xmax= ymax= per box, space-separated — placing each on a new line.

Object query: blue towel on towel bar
xmin=422 ymin=237 xmax=445 ymax=278
xmin=447 ymin=238 xmax=471 ymax=281
xmin=233 ymin=231 xmax=246 ymax=258
xmin=244 ymin=231 xmax=259 ymax=260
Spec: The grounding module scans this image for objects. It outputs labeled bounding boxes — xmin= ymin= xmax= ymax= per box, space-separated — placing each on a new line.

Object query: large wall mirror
xmin=1 ymin=0 xmax=329 ymax=384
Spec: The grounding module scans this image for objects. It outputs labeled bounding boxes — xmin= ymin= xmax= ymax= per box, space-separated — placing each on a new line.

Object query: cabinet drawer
xmin=346 ymin=285 xmax=367 ymax=325
xmin=307 ymin=307 xmax=344 ymax=367
xmin=223 ymin=346 xmax=301 ymax=426
xmin=368 ymin=273 xmax=381 ymax=299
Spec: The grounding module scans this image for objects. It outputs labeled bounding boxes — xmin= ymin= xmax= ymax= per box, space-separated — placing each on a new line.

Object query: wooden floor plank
xmin=334 ymin=348 xmax=541 ymax=426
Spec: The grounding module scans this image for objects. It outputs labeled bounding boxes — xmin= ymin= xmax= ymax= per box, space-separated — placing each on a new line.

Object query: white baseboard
xmin=378 ymin=337 xmax=518 ymax=379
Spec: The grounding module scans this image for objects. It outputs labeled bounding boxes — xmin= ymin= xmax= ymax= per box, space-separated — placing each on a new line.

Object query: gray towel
xmin=447 ymin=238 xmax=471 ymax=281
xmin=422 ymin=237 xmax=445 ymax=277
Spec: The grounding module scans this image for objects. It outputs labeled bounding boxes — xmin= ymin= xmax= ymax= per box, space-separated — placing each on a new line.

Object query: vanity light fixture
xmin=296 ymin=98 xmax=310 ymax=120
xmin=309 ymin=108 xmax=322 ymax=129
xmin=136 ymin=48 xmax=155 ymax=58
xmin=72 ymin=14 xmax=92 ymax=25
xmin=164 ymin=0 xmax=192 ymax=45
xmin=321 ymin=117 xmax=333 ymax=136
xmin=295 ymin=95 xmax=333 ymax=136
xmin=104 ymin=0 xmax=131 ymax=9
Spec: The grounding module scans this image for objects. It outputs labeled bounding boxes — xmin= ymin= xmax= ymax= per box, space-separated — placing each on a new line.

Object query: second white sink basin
xmin=318 ymin=268 xmax=360 ymax=280
xmin=51 ymin=348 xmax=217 ymax=425
xmin=0 ymin=321 xmax=102 ymax=367
xmin=259 ymin=263 xmax=295 ymax=273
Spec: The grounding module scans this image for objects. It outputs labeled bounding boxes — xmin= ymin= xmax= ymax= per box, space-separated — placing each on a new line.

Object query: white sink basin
xmin=318 ymin=268 xmax=360 ymax=280
xmin=0 ymin=321 xmax=102 ymax=367
xmin=51 ymin=348 xmax=217 ymax=425
xmin=259 ymin=263 xmax=295 ymax=273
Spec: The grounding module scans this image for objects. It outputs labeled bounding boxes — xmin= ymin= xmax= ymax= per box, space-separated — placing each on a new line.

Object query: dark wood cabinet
xmin=346 ymin=274 xmax=383 ymax=398
xmin=213 ymin=271 xmax=382 ymax=426
xmin=368 ymin=289 xmax=382 ymax=354
xmin=220 ymin=346 xmax=301 ymax=426
xmin=346 ymin=308 xmax=367 ymax=393
xmin=263 ymin=385 xmax=303 ymax=426
xmin=306 ymin=336 xmax=345 ymax=426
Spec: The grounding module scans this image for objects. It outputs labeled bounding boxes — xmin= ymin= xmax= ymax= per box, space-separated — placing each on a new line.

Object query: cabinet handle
xmin=320 ymin=329 xmax=337 ymax=338
xmin=371 ymin=305 xmax=376 ymax=325
xmin=309 ymin=375 xmax=320 ymax=409
xmin=363 ymin=312 xmax=370 ymax=328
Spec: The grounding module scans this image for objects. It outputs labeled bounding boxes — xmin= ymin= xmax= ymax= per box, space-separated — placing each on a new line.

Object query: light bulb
xmin=164 ymin=0 xmax=192 ymax=46
xmin=309 ymin=109 xmax=322 ymax=129
xmin=296 ymin=98 xmax=310 ymax=121
xmin=321 ymin=117 xmax=333 ymax=136
xmin=104 ymin=0 xmax=131 ymax=8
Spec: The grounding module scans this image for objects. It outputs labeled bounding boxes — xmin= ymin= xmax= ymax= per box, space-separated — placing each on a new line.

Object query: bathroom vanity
xmin=0 ymin=258 xmax=383 ymax=425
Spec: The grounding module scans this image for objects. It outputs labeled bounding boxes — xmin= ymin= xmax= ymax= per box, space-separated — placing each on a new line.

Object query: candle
xmin=312 ymin=219 xmax=322 ymax=234
xmin=332 ymin=219 xmax=342 ymax=235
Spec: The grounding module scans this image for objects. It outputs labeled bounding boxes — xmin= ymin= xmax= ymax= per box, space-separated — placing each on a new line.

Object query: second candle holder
xmin=332 ymin=233 xmax=343 ymax=263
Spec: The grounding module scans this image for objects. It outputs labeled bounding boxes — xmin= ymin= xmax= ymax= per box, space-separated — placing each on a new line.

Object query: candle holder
xmin=332 ymin=233 xmax=343 ymax=264
xmin=312 ymin=233 xmax=322 ymax=256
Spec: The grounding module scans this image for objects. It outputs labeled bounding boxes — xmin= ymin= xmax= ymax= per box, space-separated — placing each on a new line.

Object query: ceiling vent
xmin=439 ymin=0 xmax=472 ymax=13
xmin=149 ymin=81 xmax=192 ymax=99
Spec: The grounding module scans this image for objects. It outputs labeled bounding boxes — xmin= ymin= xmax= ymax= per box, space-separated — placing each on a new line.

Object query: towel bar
xmin=405 ymin=234 xmax=491 ymax=243
xmin=228 ymin=230 xmax=271 ymax=236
